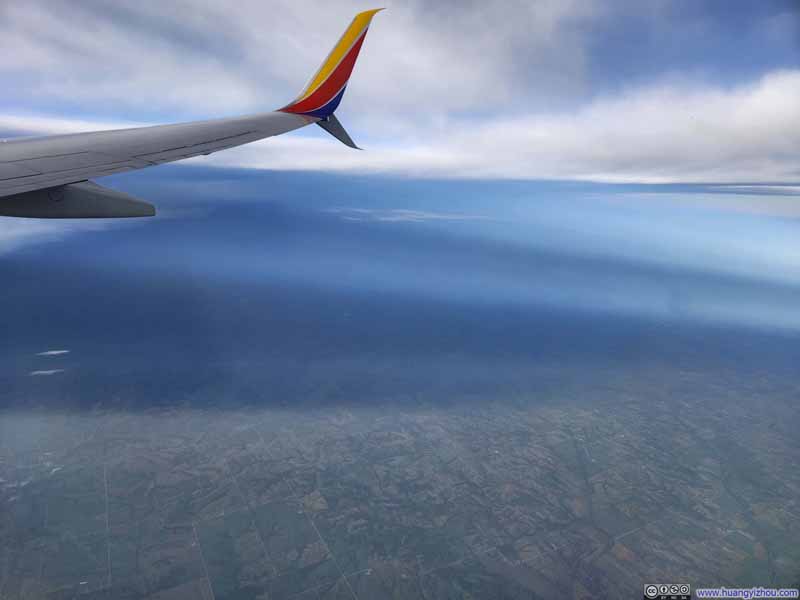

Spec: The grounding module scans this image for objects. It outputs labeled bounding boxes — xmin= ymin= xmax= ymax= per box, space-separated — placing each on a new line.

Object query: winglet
xmin=279 ymin=9 xmax=383 ymax=121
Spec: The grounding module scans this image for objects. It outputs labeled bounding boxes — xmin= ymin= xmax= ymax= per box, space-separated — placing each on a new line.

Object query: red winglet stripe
xmin=281 ymin=32 xmax=367 ymax=114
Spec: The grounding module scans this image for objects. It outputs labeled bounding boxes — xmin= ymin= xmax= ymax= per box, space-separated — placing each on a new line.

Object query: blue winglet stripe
xmin=297 ymin=86 xmax=348 ymax=119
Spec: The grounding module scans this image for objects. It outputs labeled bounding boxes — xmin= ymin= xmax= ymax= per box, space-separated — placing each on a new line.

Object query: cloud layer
xmin=208 ymin=70 xmax=800 ymax=183
xmin=0 ymin=0 xmax=797 ymax=183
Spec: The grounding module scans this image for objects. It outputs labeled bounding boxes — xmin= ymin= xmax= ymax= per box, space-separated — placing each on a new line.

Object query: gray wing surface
xmin=0 ymin=8 xmax=381 ymax=218
xmin=0 ymin=112 xmax=311 ymax=217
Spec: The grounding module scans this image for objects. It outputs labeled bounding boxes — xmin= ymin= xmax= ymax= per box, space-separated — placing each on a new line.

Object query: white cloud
xmin=0 ymin=0 xmax=599 ymax=119
xmin=36 ymin=350 xmax=70 ymax=356
xmin=0 ymin=113 xmax=142 ymax=138
xmin=29 ymin=370 xmax=65 ymax=376
xmin=203 ymin=69 xmax=800 ymax=183
xmin=2 ymin=69 xmax=798 ymax=184
xmin=0 ymin=2 xmax=796 ymax=184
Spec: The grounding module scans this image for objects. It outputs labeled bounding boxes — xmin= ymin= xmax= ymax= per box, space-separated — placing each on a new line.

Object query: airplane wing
xmin=0 ymin=8 xmax=382 ymax=219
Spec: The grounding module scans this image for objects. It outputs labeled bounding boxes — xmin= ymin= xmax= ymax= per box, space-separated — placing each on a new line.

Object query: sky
xmin=0 ymin=0 xmax=798 ymax=183
xmin=1 ymin=0 xmax=800 ymax=337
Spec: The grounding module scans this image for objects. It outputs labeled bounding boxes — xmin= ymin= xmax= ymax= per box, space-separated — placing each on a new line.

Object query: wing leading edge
xmin=0 ymin=9 xmax=382 ymax=219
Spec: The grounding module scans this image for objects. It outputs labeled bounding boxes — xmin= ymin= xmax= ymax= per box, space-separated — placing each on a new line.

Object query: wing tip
xmin=357 ymin=8 xmax=385 ymax=21
xmin=279 ymin=8 xmax=383 ymax=118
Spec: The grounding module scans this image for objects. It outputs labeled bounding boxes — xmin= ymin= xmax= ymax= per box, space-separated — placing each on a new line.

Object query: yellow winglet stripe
xmin=296 ymin=8 xmax=383 ymax=103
